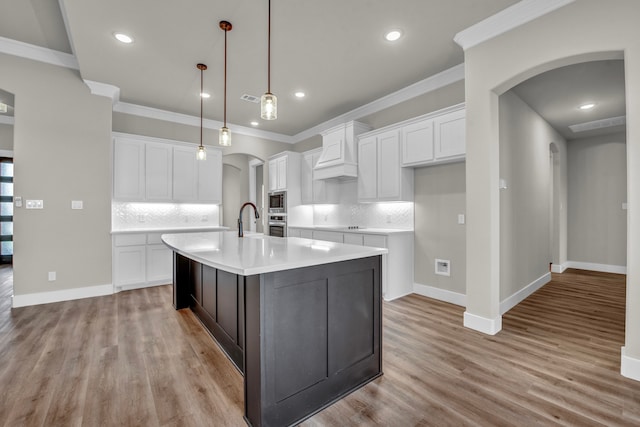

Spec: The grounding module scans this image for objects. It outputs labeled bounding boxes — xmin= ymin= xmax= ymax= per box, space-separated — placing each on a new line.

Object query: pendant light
xmin=196 ymin=63 xmax=207 ymax=160
xmin=260 ymin=0 xmax=277 ymax=120
xmin=219 ymin=20 xmax=233 ymax=146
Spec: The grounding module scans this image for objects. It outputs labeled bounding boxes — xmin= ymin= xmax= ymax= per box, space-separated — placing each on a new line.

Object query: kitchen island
xmin=161 ymin=231 xmax=387 ymax=427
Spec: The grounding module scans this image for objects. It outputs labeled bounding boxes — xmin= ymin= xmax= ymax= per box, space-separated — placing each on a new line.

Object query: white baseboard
xmin=12 ymin=284 xmax=114 ymax=308
xmin=117 ymin=281 xmax=171 ymax=292
xmin=500 ymin=272 xmax=551 ymax=315
xmin=551 ymin=263 xmax=567 ymax=273
xmin=463 ymin=311 xmax=502 ymax=335
xmin=621 ymin=347 xmax=640 ymax=381
xmin=413 ymin=283 xmax=466 ymax=307
xmin=565 ymin=261 xmax=627 ymax=274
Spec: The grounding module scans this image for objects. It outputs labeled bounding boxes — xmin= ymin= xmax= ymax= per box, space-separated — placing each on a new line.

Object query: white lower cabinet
xmin=289 ymin=228 xmax=413 ymax=301
xmin=114 ymin=233 xmax=173 ymax=290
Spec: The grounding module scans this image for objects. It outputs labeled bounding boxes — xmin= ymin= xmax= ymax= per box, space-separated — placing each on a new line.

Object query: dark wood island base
xmin=173 ymin=252 xmax=382 ymax=427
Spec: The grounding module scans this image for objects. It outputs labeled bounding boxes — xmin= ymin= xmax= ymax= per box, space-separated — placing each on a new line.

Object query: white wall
xmin=414 ymin=162 xmax=466 ymax=295
xmin=499 ymin=90 xmax=567 ymax=300
xmin=461 ymin=0 xmax=640 ymax=374
xmin=2 ymin=52 xmax=112 ymax=296
xmin=567 ymin=132 xmax=627 ymax=267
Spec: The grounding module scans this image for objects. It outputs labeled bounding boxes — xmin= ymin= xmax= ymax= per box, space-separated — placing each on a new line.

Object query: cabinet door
xmin=301 ymin=154 xmax=313 ymax=204
xmin=145 ymin=143 xmax=172 ymax=201
xmin=312 ymin=230 xmax=344 ymax=243
xmin=434 ymin=109 xmax=466 ymax=160
xmin=357 ymin=136 xmax=378 ymax=201
xmin=363 ymin=234 xmax=386 ymax=249
xmin=114 ymin=245 xmax=146 ymax=287
xmin=277 ymin=156 xmax=287 ymax=190
xmin=343 ymin=233 xmax=364 ymax=246
xmin=268 ymin=159 xmax=278 ymax=192
xmin=173 ymin=146 xmax=198 ymax=201
xmin=311 ymin=151 xmax=328 ymax=203
xmin=402 ymin=119 xmax=434 ymax=166
xmin=377 ymin=130 xmax=401 ymax=200
xmin=146 ymin=244 xmax=173 ymax=283
xmin=114 ymin=139 xmax=145 ymax=200
xmin=198 ymin=148 xmax=222 ymax=203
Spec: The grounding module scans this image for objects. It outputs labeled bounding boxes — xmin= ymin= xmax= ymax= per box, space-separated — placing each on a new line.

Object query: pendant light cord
xmin=267 ymin=0 xmax=271 ymax=94
xmin=200 ymin=67 xmax=204 ymax=147
xmin=224 ymin=25 xmax=228 ymax=126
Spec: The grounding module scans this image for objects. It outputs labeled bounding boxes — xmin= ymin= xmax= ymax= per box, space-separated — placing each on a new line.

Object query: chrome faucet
xmin=238 ymin=202 xmax=260 ymax=237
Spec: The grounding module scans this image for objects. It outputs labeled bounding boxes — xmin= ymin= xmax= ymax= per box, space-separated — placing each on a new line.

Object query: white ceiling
xmin=0 ymin=1 xmax=626 ymax=141
xmin=1 ymin=0 xmax=518 ymax=136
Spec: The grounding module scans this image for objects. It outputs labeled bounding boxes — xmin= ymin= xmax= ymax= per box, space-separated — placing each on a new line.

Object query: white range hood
xmin=314 ymin=121 xmax=371 ymax=180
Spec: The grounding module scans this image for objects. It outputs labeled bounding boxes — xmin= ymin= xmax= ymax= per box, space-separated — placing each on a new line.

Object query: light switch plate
xmin=14 ymin=196 xmax=22 ymax=207
xmin=26 ymin=200 xmax=44 ymax=209
xmin=457 ymin=214 xmax=465 ymax=225
xmin=71 ymin=200 xmax=83 ymax=210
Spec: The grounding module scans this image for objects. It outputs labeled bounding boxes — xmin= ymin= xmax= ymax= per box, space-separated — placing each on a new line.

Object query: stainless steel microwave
xmin=268 ymin=191 xmax=286 ymax=213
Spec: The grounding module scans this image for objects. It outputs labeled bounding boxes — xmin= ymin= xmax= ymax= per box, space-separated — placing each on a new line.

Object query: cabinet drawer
xmin=313 ymin=230 xmax=344 ymax=243
xmin=114 ymin=233 xmax=147 ymax=247
xmin=363 ymin=234 xmax=387 ymax=249
xmin=343 ymin=233 xmax=364 ymax=246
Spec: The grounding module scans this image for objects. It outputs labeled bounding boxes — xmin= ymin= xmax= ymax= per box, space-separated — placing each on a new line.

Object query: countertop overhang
xmin=162 ymin=231 xmax=387 ymax=276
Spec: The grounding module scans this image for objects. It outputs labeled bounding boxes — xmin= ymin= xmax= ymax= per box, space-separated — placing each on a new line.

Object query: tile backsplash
xmin=112 ymin=202 xmax=220 ymax=231
xmin=313 ymin=202 xmax=413 ymax=229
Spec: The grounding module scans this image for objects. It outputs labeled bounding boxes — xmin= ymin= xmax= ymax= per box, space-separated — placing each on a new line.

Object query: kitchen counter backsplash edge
xmin=111 ymin=226 xmax=230 ymax=235
xmin=289 ymin=226 xmax=413 ymax=235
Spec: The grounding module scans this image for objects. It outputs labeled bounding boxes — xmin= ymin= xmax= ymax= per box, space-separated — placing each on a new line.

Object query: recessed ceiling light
xmin=114 ymin=33 xmax=133 ymax=44
xmin=250 ymin=121 xmax=259 ymax=126
xmin=579 ymin=103 xmax=596 ymax=110
xmin=294 ymin=91 xmax=305 ymax=98
xmin=385 ymin=30 xmax=402 ymax=42
xmin=200 ymin=92 xmax=211 ymax=99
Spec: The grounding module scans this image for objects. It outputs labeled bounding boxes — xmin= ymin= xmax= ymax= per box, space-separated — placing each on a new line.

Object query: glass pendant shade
xmin=219 ymin=126 xmax=231 ymax=146
xmin=196 ymin=145 xmax=207 ymax=160
xmin=261 ymin=92 xmax=277 ymax=120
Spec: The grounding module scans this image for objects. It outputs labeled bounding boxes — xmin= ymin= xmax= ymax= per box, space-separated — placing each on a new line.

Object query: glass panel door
xmin=0 ymin=158 xmax=13 ymax=264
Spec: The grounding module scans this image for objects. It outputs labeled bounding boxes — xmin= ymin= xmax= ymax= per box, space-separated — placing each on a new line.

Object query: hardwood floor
xmin=1 ymin=268 xmax=638 ymax=426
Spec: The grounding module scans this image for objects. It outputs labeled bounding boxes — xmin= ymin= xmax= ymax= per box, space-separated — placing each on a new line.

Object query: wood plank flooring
xmin=1 ymin=267 xmax=638 ymax=426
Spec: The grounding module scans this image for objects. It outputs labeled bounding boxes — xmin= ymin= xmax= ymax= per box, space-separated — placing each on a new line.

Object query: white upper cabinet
xmin=400 ymin=104 xmax=466 ymax=168
xmin=301 ymin=148 xmax=338 ymax=205
xmin=268 ymin=156 xmax=288 ymax=192
xmin=113 ymin=135 xmax=222 ymax=203
xmin=145 ymin=143 xmax=173 ymax=201
xmin=172 ymin=146 xmax=198 ymax=202
xmin=267 ymin=152 xmax=301 ymax=206
xmin=433 ymin=108 xmax=466 ymax=161
xmin=357 ymin=135 xmax=379 ymax=202
xmin=402 ymin=119 xmax=434 ymax=166
xmin=358 ymin=130 xmax=413 ymax=202
xmin=113 ymin=138 xmax=145 ymax=200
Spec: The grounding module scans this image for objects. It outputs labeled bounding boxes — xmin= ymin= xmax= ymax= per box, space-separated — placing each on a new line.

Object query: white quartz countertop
xmin=161 ymin=231 xmax=388 ymax=276
xmin=288 ymin=225 xmax=413 ymax=235
xmin=112 ymin=226 xmax=229 ymax=235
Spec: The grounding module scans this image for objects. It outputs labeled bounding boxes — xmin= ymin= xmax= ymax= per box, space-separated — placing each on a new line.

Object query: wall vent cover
xmin=569 ymin=115 xmax=626 ymax=133
xmin=240 ymin=94 xmax=260 ymax=103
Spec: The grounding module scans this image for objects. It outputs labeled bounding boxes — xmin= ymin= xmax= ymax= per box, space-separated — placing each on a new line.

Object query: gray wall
xmin=221 ymin=153 xmax=251 ymax=230
xmin=414 ymin=162 xmax=466 ymax=294
xmin=499 ymin=90 xmax=567 ymax=300
xmin=0 ymin=123 xmax=13 ymax=151
xmin=567 ymin=132 xmax=627 ymax=266
xmin=2 ymin=52 xmax=113 ymax=296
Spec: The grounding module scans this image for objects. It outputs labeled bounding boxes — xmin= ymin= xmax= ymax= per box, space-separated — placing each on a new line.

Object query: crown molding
xmin=113 ymin=102 xmax=295 ymax=144
xmin=0 ymin=116 xmax=14 ymax=125
xmin=291 ymin=63 xmax=465 ymax=143
xmin=84 ymin=80 xmax=120 ymax=103
xmin=0 ymin=36 xmax=78 ymax=69
xmin=454 ymin=0 xmax=576 ymax=50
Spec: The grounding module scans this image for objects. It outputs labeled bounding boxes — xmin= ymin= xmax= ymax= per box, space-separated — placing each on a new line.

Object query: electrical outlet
xmin=201 ymin=215 xmax=208 ymax=222
xmin=386 ymin=215 xmax=392 ymax=223
xmin=71 ymin=200 xmax=83 ymax=209
xmin=48 ymin=271 xmax=56 ymax=281
xmin=458 ymin=214 xmax=465 ymax=225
